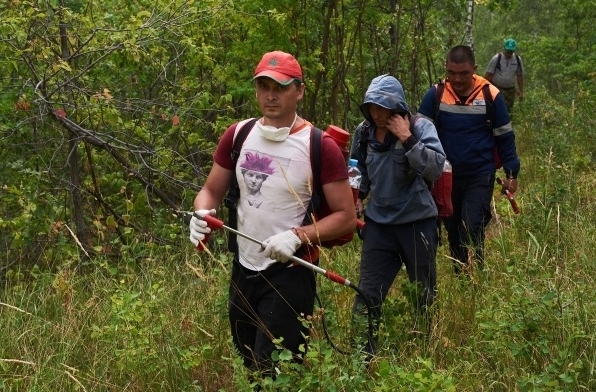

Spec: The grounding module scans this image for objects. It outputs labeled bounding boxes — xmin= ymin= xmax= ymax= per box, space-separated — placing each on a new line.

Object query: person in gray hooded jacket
xmin=350 ymin=74 xmax=445 ymax=357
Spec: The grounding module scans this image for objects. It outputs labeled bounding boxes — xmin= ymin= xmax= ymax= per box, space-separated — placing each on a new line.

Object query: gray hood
xmin=360 ymin=74 xmax=409 ymax=123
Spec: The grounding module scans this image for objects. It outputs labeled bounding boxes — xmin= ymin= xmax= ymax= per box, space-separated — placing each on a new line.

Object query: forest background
xmin=1 ymin=0 xmax=595 ymax=390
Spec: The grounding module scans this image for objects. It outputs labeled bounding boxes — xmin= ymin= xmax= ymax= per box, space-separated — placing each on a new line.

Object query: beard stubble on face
xmin=258 ymin=87 xmax=301 ymax=127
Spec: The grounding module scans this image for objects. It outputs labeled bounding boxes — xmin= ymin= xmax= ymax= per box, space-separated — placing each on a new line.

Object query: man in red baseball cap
xmin=253 ymin=50 xmax=303 ymax=85
xmin=189 ymin=51 xmax=355 ymax=383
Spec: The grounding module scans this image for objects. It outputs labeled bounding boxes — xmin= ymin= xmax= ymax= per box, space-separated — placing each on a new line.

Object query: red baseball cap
xmin=253 ymin=51 xmax=303 ymax=85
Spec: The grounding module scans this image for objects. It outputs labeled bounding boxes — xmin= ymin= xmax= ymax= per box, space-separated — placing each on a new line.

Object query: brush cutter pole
xmin=191 ymin=211 xmax=374 ymax=355
xmin=196 ymin=213 xmax=352 ymax=287
xmin=496 ymin=178 xmax=520 ymax=214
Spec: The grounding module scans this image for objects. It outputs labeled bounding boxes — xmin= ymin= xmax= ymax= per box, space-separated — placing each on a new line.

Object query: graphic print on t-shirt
xmin=235 ymin=126 xmax=312 ymax=271
xmin=238 ymin=149 xmax=291 ymax=211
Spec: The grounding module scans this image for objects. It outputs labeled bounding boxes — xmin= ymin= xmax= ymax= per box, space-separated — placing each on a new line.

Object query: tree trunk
xmin=465 ymin=0 xmax=475 ymax=51
xmin=59 ymin=1 xmax=90 ymax=253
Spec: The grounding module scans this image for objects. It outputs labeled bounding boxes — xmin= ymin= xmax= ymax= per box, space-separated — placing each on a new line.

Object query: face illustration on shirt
xmin=242 ymin=170 xmax=268 ymax=195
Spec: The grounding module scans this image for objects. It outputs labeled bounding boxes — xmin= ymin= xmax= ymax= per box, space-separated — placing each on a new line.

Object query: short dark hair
xmin=446 ymin=45 xmax=475 ymax=66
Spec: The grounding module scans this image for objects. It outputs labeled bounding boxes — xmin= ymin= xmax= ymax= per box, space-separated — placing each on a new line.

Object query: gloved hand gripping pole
xmin=195 ymin=212 xmax=353 ymax=286
xmin=192 ymin=211 xmax=375 ymax=355
xmin=496 ymin=177 xmax=520 ymax=214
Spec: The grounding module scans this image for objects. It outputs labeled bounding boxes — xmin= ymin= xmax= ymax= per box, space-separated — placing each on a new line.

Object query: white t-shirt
xmin=234 ymin=120 xmax=313 ymax=270
xmin=485 ymin=52 xmax=523 ymax=88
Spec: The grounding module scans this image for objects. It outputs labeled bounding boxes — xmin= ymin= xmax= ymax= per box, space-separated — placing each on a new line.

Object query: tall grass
xmin=2 ymin=89 xmax=596 ymax=390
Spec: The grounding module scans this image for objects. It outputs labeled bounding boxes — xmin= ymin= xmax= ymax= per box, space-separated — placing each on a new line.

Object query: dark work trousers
xmin=228 ymin=257 xmax=316 ymax=377
xmin=444 ymin=172 xmax=495 ymax=272
xmin=494 ymin=85 xmax=516 ymax=114
xmin=352 ymin=217 xmax=438 ymax=349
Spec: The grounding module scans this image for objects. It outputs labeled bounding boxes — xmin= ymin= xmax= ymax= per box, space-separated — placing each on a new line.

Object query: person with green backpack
xmin=485 ymin=38 xmax=525 ymax=114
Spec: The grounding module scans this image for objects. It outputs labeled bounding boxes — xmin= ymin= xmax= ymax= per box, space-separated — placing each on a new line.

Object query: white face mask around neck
xmin=256 ymin=114 xmax=298 ymax=142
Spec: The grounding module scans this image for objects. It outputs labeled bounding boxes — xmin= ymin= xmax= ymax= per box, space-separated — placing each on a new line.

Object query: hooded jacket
xmin=350 ymin=75 xmax=446 ymax=225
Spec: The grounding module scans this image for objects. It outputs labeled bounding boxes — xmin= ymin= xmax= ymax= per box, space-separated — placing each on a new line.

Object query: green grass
xmin=2 ymin=92 xmax=596 ymax=391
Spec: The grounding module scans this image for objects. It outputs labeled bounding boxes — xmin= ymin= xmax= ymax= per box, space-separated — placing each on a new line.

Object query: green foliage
xmin=1 ymin=0 xmax=596 ymax=390
xmin=475 ymin=0 xmax=596 ymax=100
xmin=0 ymin=0 xmax=467 ymax=268
xmin=373 ymin=358 xmax=456 ymax=391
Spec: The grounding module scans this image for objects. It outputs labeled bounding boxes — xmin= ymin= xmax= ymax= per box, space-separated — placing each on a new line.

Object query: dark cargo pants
xmin=228 ymin=258 xmax=316 ymax=377
xmin=444 ymin=172 xmax=495 ymax=272
xmin=352 ymin=217 xmax=438 ymax=352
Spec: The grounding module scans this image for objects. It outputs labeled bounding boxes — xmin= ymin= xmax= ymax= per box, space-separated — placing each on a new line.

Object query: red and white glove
xmin=260 ymin=230 xmax=302 ymax=263
xmin=189 ymin=209 xmax=216 ymax=247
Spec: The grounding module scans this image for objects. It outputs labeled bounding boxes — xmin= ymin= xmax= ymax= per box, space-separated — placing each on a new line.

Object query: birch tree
xmin=465 ymin=0 xmax=475 ymax=50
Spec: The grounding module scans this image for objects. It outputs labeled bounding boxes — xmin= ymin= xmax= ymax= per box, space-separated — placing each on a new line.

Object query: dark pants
xmin=495 ymin=85 xmax=516 ymax=114
xmin=444 ymin=172 xmax=495 ymax=272
xmin=352 ymin=217 xmax=438 ymax=349
xmin=229 ymin=259 xmax=316 ymax=377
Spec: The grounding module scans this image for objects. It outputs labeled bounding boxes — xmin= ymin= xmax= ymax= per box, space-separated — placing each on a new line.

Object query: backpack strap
xmin=231 ymin=119 xmax=257 ymax=165
xmin=496 ymin=52 xmax=521 ymax=72
xmin=355 ymin=121 xmax=371 ymax=158
xmin=304 ymin=126 xmax=355 ymax=250
xmin=303 ymin=127 xmax=323 ymax=225
xmin=224 ymin=118 xmax=257 ymax=253
xmin=433 ymin=81 xmax=445 ymax=123
xmin=482 ymin=84 xmax=494 ymax=132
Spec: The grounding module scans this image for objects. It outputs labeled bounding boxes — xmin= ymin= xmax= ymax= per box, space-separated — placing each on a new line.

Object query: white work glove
xmin=260 ymin=230 xmax=302 ymax=263
xmin=189 ymin=209 xmax=216 ymax=247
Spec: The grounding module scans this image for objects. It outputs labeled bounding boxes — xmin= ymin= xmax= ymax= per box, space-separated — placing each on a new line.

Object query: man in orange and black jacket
xmin=418 ymin=45 xmax=520 ymax=273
